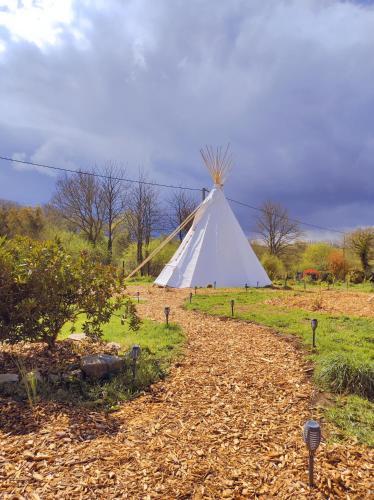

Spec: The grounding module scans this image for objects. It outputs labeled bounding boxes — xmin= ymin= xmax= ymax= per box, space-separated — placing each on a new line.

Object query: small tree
xmin=256 ymin=201 xmax=301 ymax=256
xmin=347 ymin=228 xmax=374 ymax=277
xmin=52 ymin=170 xmax=106 ymax=246
xmin=328 ymin=249 xmax=346 ymax=280
xmin=167 ymin=191 xmax=198 ymax=241
xmin=0 ymin=237 xmax=125 ymax=347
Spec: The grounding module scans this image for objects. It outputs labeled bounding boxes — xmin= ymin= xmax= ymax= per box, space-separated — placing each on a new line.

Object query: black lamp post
xmin=164 ymin=306 xmax=170 ymax=326
xmin=230 ymin=299 xmax=235 ymax=317
xmin=311 ymin=318 xmax=318 ymax=348
xmin=303 ymin=420 xmax=321 ymax=488
xmin=131 ymin=344 xmax=141 ymax=382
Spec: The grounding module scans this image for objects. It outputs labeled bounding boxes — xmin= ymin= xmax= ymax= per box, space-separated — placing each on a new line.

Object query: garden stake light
xmin=164 ymin=306 xmax=170 ymax=326
xmin=303 ymin=420 xmax=321 ymax=488
xmin=230 ymin=299 xmax=235 ymax=317
xmin=131 ymin=344 xmax=141 ymax=382
xmin=137 ymin=291 xmax=140 ymax=303
xmin=311 ymin=318 xmax=318 ymax=348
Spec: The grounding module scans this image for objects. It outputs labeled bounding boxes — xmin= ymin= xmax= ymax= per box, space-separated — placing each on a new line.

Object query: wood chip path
xmin=1 ymin=286 xmax=373 ymax=499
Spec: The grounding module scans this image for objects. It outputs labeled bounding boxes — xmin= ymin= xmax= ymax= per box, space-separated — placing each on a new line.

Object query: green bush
xmin=317 ymin=353 xmax=374 ymax=400
xmin=261 ymin=253 xmax=285 ymax=280
xmin=0 ymin=236 xmax=124 ymax=347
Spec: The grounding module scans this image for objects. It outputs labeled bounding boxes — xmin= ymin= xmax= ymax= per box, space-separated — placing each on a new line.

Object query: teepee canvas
xmin=154 ymin=147 xmax=272 ymax=288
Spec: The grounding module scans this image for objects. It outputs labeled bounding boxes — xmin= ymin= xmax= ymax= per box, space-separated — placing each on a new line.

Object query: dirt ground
xmin=264 ymin=289 xmax=374 ymax=317
xmin=0 ymin=286 xmax=373 ymax=499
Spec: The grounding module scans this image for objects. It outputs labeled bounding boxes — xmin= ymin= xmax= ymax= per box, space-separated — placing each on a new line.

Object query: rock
xmin=0 ymin=373 xmax=19 ymax=384
xmin=68 ymin=333 xmax=86 ymax=341
xmin=106 ymin=342 xmax=121 ymax=352
xmin=80 ymin=354 xmax=125 ymax=379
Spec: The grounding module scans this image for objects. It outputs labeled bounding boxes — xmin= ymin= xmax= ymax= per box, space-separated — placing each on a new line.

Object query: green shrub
xmin=261 ymin=253 xmax=285 ymax=280
xmin=317 ymin=353 xmax=374 ymax=400
xmin=0 ymin=236 xmax=125 ymax=347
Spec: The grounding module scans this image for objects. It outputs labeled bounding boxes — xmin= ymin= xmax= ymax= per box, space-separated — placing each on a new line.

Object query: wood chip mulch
xmin=0 ymin=286 xmax=373 ymax=499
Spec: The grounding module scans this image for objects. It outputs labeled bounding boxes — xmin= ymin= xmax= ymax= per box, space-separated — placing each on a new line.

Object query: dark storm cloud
xmin=1 ymin=0 xmax=374 ymax=236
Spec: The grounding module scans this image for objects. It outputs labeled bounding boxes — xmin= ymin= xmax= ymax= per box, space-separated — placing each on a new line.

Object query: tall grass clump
xmin=317 ymin=353 xmax=374 ymax=400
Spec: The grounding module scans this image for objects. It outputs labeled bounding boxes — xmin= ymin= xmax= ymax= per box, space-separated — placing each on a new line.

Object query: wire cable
xmin=0 ymin=155 xmax=202 ymax=192
xmin=1 ymin=154 xmax=345 ymax=235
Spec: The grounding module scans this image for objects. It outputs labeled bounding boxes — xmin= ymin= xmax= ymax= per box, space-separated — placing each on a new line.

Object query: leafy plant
xmin=122 ymin=298 xmax=142 ymax=331
xmin=0 ymin=236 xmax=126 ymax=347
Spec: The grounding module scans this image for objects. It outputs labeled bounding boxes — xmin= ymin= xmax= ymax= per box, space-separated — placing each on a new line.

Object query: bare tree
xmin=347 ymin=227 xmax=374 ymax=276
xmin=168 ymin=190 xmax=198 ymax=241
xmin=101 ymin=162 xmax=129 ymax=260
xmin=126 ymin=170 xmax=160 ymax=275
xmin=52 ymin=171 xmax=105 ymax=245
xmin=256 ymin=201 xmax=301 ymax=256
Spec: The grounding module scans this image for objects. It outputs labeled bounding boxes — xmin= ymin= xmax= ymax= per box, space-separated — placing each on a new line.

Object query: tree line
xmin=1 ymin=164 xmax=374 ymax=280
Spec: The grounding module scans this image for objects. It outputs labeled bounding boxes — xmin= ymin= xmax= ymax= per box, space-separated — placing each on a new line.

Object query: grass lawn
xmin=273 ymin=279 xmax=374 ymax=293
xmin=59 ymin=314 xmax=184 ymax=369
xmin=185 ymin=288 xmax=374 ymax=446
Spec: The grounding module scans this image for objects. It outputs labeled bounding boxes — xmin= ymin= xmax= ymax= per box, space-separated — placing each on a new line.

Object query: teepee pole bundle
xmin=200 ymin=144 xmax=233 ymax=186
xmin=125 ymin=204 xmax=201 ymax=281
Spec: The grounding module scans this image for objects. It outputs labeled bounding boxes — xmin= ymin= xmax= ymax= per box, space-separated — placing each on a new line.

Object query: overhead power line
xmin=1 ymin=154 xmax=345 ymax=236
xmin=227 ymin=198 xmax=345 ymax=235
xmin=0 ymin=155 xmax=201 ymax=192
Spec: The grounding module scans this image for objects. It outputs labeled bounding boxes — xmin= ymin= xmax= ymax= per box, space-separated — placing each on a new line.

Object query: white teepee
xmin=154 ymin=147 xmax=272 ymax=288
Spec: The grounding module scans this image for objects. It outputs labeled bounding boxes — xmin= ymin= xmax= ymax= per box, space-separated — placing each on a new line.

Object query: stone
xmin=0 ymin=373 xmax=19 ymax=384
xmin=68 ymin=333 xmax=87 ymax=341
xmin=80 ymin=354 xmax=125 ymax=379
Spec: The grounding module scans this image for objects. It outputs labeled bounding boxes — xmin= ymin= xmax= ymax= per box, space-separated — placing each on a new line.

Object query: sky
xmin=1 ymin=0 xmax=374 ymax=239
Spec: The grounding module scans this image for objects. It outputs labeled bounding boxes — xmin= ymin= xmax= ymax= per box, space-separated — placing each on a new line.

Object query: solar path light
xmin=136 ymin=291 xmax=140 ymax=303
xmin=164 ymin=306 xmax=170 ymax=326
xmin=311 ymin=318 xmax=318 ymax=348
xmin=230 ymin=299 xmax=235 ymax=317
xmin=131 ymin=344 xmax=141 ymax=382
xmin=303 ymin=420 xmax=321 ymax=488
